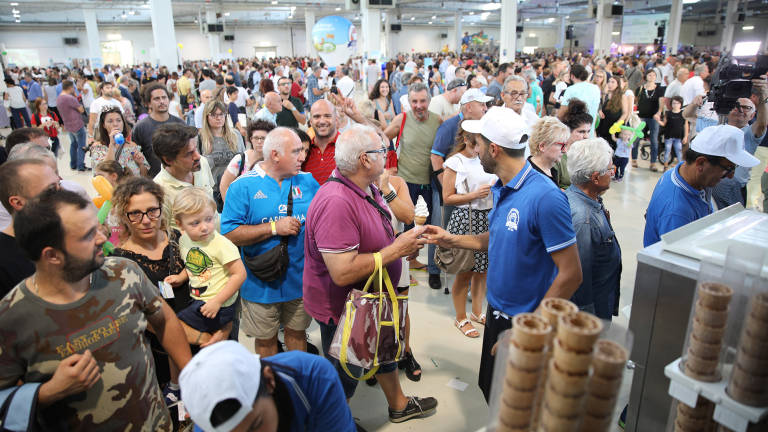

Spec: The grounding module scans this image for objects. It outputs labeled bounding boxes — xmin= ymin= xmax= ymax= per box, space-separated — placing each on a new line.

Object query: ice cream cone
xmin=413 ymin=215 xmax=428 ymax=225
xmin=592 ymin=340 xmax=628 ymax=379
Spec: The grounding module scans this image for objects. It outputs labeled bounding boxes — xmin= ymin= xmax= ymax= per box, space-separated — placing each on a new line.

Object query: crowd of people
xmin=0 ymin=47 xmax=767 ymax=431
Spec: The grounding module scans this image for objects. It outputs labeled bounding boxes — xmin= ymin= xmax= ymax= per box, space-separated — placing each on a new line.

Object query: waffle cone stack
xmin=497 ymin=313 xmax=552 ymax=432
xmin=728 ymin=292 xmax=768 ymax=407
xmin=683 ymin=282 xmax=733 ymax=382
xmin=535 ymin=311 xmax=602 ymax=432
xmin=578 ymin=340 xmax=629 ymax=432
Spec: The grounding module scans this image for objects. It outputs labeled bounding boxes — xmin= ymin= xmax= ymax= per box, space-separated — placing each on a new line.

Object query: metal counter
xmin=624 ymin=205 xmax=768 ymax=431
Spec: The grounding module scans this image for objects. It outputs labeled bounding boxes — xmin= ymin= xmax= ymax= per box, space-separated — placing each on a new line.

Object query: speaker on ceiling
xmin=390 ymin=23 xmax=402 ymax=31
xmin=224 ymin=35 xmax=234 ymax=41
xmin=516 ymin=25 xmax=523 ymax=33
xmin=657 ymin=26 xmax=665 ymax=37
xmin=574 ymin=40 xmax=579 ymax=47
xmin=611 ymin=5 xmax=623 ymax=16
xmin=565 ymin=25 xmax=574 ymax=40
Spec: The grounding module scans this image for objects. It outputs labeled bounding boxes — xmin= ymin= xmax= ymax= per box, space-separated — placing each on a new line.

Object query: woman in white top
xmin=443 ymin=126 xmax=497 ymax=338
xmin=4 ymin=78 xmax=29 ymax=129
xmin=376 ymin=169 xmax=422 ymax=382
xmin=551 ymin=70 xmax=570 ymax=109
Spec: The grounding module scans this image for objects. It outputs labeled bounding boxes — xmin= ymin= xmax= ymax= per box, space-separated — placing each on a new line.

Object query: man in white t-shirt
xmin=87 ymin=81 xmax=124 ymax=145
xmin=445 ymin=58 xmax=459 ymax=84
xmin=336 ymin=67 xmax=355 ymax=98
xmin=558 ymin=64 xmax=601 ymax=135
xmin=428 ymin=78 xmax=467 ymax=120
xmin=681 ymin=63 xmax=710 ymax=106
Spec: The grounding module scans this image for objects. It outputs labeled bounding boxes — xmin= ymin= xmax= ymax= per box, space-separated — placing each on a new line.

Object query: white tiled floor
xmin=42 ymin=132 xmax=767 ymax=432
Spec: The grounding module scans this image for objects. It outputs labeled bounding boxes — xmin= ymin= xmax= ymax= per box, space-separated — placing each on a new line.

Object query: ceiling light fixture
xmin=10 ymin=1 xmax=19 ymax=5
xmin=271 ymin=0 xmax=277 ymax=4
xmin=335 ymin=7 xmax=341 ymax=10
xmin=128 ymin=10 xmax=136 ymax=15
xmin=432 ymin=15 xmax=436 ymax=19
xmin=11 ymin=8 xmax=19 ymax=13
xmin=224 ymin=12 xmax=230 ymax=16
xmin=742 ymin=25 xmax=754 ymax=30
xmin=481 ymin=12 xmax=490 ymax=20
xmin=524 ymin=17 xmax=530 ymax=22
xmin=428 ymin=21 xmax=433 ymax=24
xmin=411 ymin=16 xmax=415 ymax=20
xmin=612 ymin=31 xmax=620 ymax=35
xmin=481 ymin=2 xmax=502 ymax=11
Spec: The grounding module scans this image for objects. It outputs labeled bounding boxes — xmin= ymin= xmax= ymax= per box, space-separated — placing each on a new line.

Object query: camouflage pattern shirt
xmin=0 ymin=257 xmax=172 ymax=431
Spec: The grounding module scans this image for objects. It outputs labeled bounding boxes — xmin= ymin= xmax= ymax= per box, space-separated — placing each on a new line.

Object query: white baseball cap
xmin=179 ymin=341 xmax=262 ymax=432
xmin=460 ymin=88 xmax=493 ymax=105
xmin=690 ymin=124 xmax=760 ymax=167
xmin=461 ymin=106 xmax=530 ymax=149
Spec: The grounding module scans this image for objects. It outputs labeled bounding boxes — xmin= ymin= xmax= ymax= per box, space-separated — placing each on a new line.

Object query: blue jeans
xmin=405 ymin=182 xmax=439 ymax=274
xmin=10 ymin=107 xmax=30 ymax=129
xmin=317 ymin=318 xmax=397 ymax=399
xmin=664 ymin=138 xmax=683 ymax=164
xmin=69 ymin=126 xmax=87 ymax=170
xmin=428 ymin=178 xmax=444 ymax=276
xmin=632 ymin=117 xmax=660 ymax=163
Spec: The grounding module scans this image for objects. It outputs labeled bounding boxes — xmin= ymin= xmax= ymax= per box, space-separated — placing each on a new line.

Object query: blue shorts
xmin=177 ymin=299 xmax=236 ymax=333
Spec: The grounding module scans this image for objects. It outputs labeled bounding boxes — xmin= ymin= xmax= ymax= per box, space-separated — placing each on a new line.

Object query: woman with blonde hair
xmin=199 ymin=100 xmax=245 ymax=209
xmin=592 ymin=70 xmax=607 ymax=96
xmin=597 ymin=75 xmax=630 ymax=149
xmin=528 ymin=116 xmax=571 ymax=186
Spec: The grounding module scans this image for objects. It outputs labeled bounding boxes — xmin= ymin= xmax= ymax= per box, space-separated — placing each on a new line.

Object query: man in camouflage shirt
xmin=0 ymin=189 xmax=192 ymax=431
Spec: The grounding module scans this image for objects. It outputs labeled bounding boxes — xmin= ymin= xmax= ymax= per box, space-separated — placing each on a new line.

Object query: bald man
xmin=303 ymin=99 xmax=340 ymax=184
xmin=253 ymin=91 xmax=283 ymax=125
xmin=194 ymin=89 xmax=214 ymax=129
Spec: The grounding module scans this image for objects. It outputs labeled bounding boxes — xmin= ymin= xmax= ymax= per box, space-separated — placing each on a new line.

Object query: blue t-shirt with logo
xmin=431 ymin=112 xmax=464 ymax=158
xmin=643 ymin=162 xmax=713 ymax=247
xmin=221 ymin=164 xmax=319 ymax=303
xmin=193 ymin=351 xmax=355 ymax=432
xmin=486 ymin=162 xmax=576 ymax=315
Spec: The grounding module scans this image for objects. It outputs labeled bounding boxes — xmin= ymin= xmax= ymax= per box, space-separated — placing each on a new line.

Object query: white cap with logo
xmin=690 ymin=124 xmax=760 ymax=167
xmin=460 ymin=88 xmax=493 ymax=105
xmin=179 ymin=341 xmax=262 ymax=432
xmin=460 ymin=106 xmax=530 ymax=149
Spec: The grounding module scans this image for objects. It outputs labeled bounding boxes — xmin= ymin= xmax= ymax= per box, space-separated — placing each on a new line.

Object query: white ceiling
xmin=0 ymin=0 xmax=766 ymax=27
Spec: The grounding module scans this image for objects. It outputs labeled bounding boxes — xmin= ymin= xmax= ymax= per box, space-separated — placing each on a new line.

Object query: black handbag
xmin=243 ymin=181 xmax=293 ymax=282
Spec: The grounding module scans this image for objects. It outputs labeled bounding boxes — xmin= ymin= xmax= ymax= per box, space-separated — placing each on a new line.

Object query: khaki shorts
xmin=240 ymin=298 xmax=312 ymax=339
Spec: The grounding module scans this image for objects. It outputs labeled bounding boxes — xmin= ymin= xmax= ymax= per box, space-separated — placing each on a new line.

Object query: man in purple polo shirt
xmin=56 ymin=80 xmax=87 ymax=171
xmin=304 ymin=124 xmax=438 ymax=424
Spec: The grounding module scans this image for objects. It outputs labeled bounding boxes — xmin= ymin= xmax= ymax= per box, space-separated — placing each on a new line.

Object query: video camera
xmin=708 ymin=51 xmax=768 ymax=115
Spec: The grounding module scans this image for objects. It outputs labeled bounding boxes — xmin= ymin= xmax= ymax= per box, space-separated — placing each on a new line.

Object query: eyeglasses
xmin=126 ymin=207 xmax=162 ymax=223
xmin=504 ymin=90 xmax=528 ymax=99
xmin=553 ymin=142 xmax=568 ymax=152
xmin=208 ymin=113 xmax=226 ymax=119
xmin=365 ymin=147 xmax=387 ymax=155
xmin=250 ymin=135 xmax=266 ymax=142
xmin=734 ymin=104 xmax=755 ymax=113
xmin=716 ymin=162 xmax=736 ymax=177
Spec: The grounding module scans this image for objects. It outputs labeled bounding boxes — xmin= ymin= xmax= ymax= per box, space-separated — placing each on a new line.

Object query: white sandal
xmin=470 ymin=312 xmax=486 ymax=326
xmin=455 ymin=319 xmax=480 ymax=338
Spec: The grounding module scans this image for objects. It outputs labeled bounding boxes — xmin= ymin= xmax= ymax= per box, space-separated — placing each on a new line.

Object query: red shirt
xmin=31 ymin=111 xmax=60 ymax=138
xmin=291 ymin=82 xmax=305 ymax=103
xmin=303 ymin=133 xmax=339 ymax=185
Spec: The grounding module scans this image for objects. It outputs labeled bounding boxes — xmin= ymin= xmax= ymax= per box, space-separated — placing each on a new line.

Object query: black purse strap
xmin=279 ymin=180 xmax=294 ymax=246
xmin=326 ymin=177 xmax=394 ymax=237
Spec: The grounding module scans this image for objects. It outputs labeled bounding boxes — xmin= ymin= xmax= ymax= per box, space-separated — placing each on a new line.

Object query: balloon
xmin=228 ymin=48 xmax=232 ymax=54
xmin=92 ymin=175 xmax=113 ymax=208
xmin=178 ymin=43 xmax=183 ymax=49
xmin=620 ymin=121 xmax=646 ymax=144
xmin=609 ymin=121 xmax=623 ymax=135
xmin=311 ymin=16 xmax=357 ymax=66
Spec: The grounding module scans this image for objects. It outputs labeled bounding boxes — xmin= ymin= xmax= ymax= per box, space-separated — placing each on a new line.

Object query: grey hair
xmin=566 ymin=138 xmax=614 ymax=185
xmin=529 ymin=117 xmax=570 ymax=156
xmin=400 ymin=73 xmax=413 ymax=86
xmin=503 ymin=75 xmax=529 ymax=92
xmin=8 ymin=143 xmax=55 ymax=162
xmin=694 ymin=64 xmax=708 ymax=76
xmin=335 ymin=124 xmax=380 ymax=175
xmin=408 ymin=82 xmax=430 ymax=99
xmin=522 ymin=69 xmax=537 ymax=82
xmin=262 ymin=127 xmax=298 ymax=160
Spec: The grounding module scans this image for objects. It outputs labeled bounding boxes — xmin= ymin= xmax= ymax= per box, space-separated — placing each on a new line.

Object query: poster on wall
xmin=621 ymin=13 xmax=669 ymax=44
xmin=5 ymin=49 xmax=41 ymax=67
xmin=311 ymin=16 xmax=357 ymax=67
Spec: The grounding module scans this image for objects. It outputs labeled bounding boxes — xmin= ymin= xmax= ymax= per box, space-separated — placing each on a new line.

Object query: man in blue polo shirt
xmin=643 ymin=124 xmax=760 ymax=247
xmin=222 ymin=128 xmax=320 ymax=357
xmin=180 ymin=341 xmax=356 ymax=432
xmin=428 ymin=88 xmax=490 ymax=291
xmin=424 ymin=106 xmax=583 ymax=401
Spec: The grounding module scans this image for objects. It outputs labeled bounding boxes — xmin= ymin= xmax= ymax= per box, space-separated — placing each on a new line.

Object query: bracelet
xmin=383 ymin=190 xmax=397 ymax=203
xmin=433 ymin=168 xmax=444 ymax=176
xmin=270 ymin=221 xmax=277 ymax=236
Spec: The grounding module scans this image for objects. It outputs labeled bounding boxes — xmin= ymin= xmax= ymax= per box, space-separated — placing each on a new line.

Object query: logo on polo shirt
xmin=506 ymin=208 xmax=520 ymax=232
xmin=253 ymin=190 xmax=268 ymax=199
